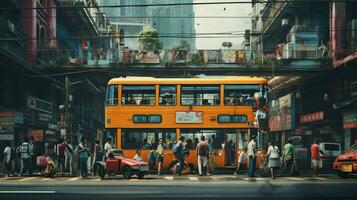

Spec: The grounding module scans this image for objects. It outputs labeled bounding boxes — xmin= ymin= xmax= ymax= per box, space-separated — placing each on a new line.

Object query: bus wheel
xmin=123 ymin=166 xmax=132 ymax=179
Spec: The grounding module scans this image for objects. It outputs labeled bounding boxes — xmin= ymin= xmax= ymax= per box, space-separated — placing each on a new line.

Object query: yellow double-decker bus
xmin=105 ymin=76 xmax=268 ymax=170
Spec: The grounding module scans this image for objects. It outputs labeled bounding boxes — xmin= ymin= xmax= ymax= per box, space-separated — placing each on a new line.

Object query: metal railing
xmin=36 ymin=48 xmax=326 ymax=68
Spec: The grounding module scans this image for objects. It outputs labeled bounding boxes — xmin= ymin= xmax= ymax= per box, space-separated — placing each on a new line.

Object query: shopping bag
xmin=36 ymin=156 xmax=47 ymax=167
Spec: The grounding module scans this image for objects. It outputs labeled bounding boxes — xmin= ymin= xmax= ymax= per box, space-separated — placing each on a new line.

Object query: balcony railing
xmin=0 ymin=17 xmax=25 ymax=61
xmin=37 ymin=48 xmax=326 ymax=69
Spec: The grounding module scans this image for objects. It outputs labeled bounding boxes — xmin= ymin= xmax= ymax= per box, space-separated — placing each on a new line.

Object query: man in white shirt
xmin=104 ymin=138 xmax=113 ymax=160
xmin=3 ymin=143 xmax=12 ymax=177
xmin=247 ymin=136 xmax=257 ymax=177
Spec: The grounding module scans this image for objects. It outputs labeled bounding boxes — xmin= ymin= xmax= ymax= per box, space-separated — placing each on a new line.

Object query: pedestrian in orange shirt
xmin=311 ymin=139 xmax=325 ymax=178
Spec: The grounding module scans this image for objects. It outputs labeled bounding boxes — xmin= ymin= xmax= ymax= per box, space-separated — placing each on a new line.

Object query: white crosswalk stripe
xmin=188 ymin=177 xmax=199 ymax=181
xmin=18 ymin=177 xmax=36 ymax=182
xmin=68 ymin=177 xmax=80 ymax=181
xmin=285 ymin=177 xmax=305 ymax=181
xmin=164 ymin=176 xmax=174 ymax=180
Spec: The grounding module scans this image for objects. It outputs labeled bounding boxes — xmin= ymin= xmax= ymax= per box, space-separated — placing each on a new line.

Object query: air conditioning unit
xmin=347 ymin=19 xmax=357 ymax=40
xmin=283 ymin=43 xmax=294 ymax=59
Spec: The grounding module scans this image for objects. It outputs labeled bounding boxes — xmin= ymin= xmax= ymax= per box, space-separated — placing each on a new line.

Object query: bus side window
xmin=159 ymin=85 xmax=177 ymax=106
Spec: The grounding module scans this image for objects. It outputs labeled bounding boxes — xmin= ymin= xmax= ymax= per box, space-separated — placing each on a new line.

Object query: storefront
xmin=268 ymin=93 xmax=296 ymax=147
xmin=343 ymin=107 xmax=357 ymax=150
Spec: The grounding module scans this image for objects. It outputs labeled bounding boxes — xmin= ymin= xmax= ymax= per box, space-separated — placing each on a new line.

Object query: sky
xmin=194 ymin=0 xmax=251 ymax=49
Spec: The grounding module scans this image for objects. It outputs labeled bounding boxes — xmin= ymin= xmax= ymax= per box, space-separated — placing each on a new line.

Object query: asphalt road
xmin=0 ymin=175 xmax=357 ymax=200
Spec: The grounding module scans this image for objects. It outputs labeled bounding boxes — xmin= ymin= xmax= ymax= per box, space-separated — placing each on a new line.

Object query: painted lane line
xmin=286 ymin=177 xmax=305 ymax=181
xmin=188 ymin=177 xmax=199 ymax=181
xmin=68 ymin=177 xmax=80 ymax=181
xmin=18 ymin=177 xmax=36 ymax=182
xmin=0 ymin=191 xmax=56 ymax=194
xmin=211 ymin=176 xmax=220 ymax=181
xmin=164 ymin=176 xmax=173 ymax=180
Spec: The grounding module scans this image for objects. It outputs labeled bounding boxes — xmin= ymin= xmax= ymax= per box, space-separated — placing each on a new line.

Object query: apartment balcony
xmin=57 ymin=0 xmax=101 ymax=36
xmin=0 ymin=17 xmax=25 ymax=63
xmin=334 ymin=19 xmax=357 ymax=67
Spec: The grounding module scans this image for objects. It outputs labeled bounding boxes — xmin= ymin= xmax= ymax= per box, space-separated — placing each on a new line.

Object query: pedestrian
xmin=64 ymin=137 xmax=74 ymax=174
xmin=234 ymin=148 xmax=247 ymax=175
xmin=19 ymin=137 xmax=31 ymax=176
xmin=104 ymin=138 xmax=113 ymax=161
xmin=133 ymin=150 xmax=143 ymax=161
xmin=173 ymin=136 xmax=185 ymax=176
xmin=196 ymin=135 xmax=209 ymax=176
xmin=92 ymin=139 xmax=104 ymax=176
xmin=29 ymin=136 xmax=35 ymax=175
xmin=247 ymin=136 xmax=257 ymax=177
xmin=156 ymin=139 xmax=164 ymax=175
xmin=3 ymin=142 xmax=12 ymax=177
xmin=283 ymin=139 xmax=295 ymax=176
xmin=54 ymin=138 xmax=66 ymax=175
xmin=148 ymin=147 xmax=156 ymax=170
xmin=311 ymin=139 xmax=325 ymax=178
xmin=267 ymin=141 xmax=280 ymax=179
xmin=77 ymin=137 xmax=89 ymax=178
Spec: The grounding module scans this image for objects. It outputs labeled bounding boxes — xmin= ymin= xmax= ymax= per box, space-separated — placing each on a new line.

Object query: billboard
xmin=269 ymin=94 xmax=295 ymax=132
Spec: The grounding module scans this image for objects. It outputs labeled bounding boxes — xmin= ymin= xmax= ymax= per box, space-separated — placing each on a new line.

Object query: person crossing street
xmin=196 ymin=136 xmax=209 ymax=176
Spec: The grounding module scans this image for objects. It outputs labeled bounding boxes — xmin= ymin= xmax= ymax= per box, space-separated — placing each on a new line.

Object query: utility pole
xmin=64 ymin=76 xmax=70 ymax=140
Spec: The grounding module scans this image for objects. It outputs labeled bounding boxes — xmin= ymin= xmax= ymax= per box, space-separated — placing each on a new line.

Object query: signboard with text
xmin=343 ymin=109 xmax=357 ymax=129
xmin=176 ymin=111 xmax=203 ymax=124
xmin=300 ymin=111 xmax=324 ymax=124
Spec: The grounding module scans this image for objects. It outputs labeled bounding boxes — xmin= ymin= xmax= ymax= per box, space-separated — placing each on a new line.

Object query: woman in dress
xmin=267 ymin=141 xmax=280 ymax=179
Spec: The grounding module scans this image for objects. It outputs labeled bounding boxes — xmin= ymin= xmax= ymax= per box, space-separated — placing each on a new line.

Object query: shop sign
xmin=27 ymin=96 xmax=52 ymax=114
xmin=176 ymin=111 xmax=203 ymax=123
xmin=38 ymin=112 xmax=53 ymax=122
xmin=0 ymin=134 xmax=14 ymax=140
xmin=268 ymin=94 xmax=294 ymax=132
xmin=343 ymin=109 xmax=357 ymax=129
xmin=300 ymin=111 xmax=324 ymax=124
xmin=27 ymin=130 xmax=44 ymax=142
xmin=0 ymin=111 xmax=23 ymax=128
xmin=48 ymin=123 xmax=58 ymax=130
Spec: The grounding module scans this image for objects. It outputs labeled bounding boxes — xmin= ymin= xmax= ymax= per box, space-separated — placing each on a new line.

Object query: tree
xmin=138 ymin=28 xmax=163 ymax=51
xmin=171 ymin=40 xmax=191 ymax=51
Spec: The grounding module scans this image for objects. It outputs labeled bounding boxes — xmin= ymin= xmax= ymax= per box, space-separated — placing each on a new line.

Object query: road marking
xmin=164 ymin=176 xmax=173 ymax=180
xmin=314 ymin=177 xmax=328 ymax=181
xmin=255 ymin=178 xmax=265 ymax=181
xmin=129 ymin=178 xmax=139 ymax=182
xmin=92 ymin=178 xmax=102 ymax=181
xmin=40 ymin=178 xmax=55 ymax=182
xmin=211 ymin=176 xmax=220 ymax=181
xmin=285 ymin=177 xmax=305 ymax=181
xmin=0 ymin=191 xmax=56 ymax=194
xmin=188 ymin=177 xmax=199 ymax=181
xmin=18 ymin=177 xmax=36 ymax=182
xmin=68 ymin=177 xmax=80 ymax=181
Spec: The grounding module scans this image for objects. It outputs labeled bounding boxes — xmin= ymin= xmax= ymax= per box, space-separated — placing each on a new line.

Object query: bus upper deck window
xmin=122 ymin=85 xmax=156 ymax=106
xmin=106 ymin=85 xmax=118 ymax=106
xmin=181 ymin=85 xmax=220 ymax=106
xmin=159 ymin=85 xmax=177 ymax=106
xmin=224 ymin=85 xmax=259 ymax=106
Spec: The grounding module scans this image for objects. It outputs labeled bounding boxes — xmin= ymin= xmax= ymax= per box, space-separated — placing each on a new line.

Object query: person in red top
xmin=311 ymin=139 xmax=325 ymax=178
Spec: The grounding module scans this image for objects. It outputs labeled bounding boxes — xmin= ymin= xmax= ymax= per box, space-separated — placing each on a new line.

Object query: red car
xmin=333 ymin=143 xmax=357 ymax=178
xmin=96 ymin=149 xmax=149 ymax=180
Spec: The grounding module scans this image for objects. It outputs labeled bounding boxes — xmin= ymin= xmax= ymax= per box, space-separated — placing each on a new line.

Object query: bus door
xmin=225 ymin=130 xmax=237 ymax=167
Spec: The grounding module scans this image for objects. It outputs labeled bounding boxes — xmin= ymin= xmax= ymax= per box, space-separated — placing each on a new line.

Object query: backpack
xmin=57 ymin=143 xmax=65 ymax=158
xmin=198 ymin=143 xmax=209 ymax=156
xmin=173 ymin=143 xmax=182 ymax=155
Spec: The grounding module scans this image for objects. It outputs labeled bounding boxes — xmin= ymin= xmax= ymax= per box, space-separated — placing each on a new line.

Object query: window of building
xmin=159 ymin=85 xmax=177 ymax=105
xmin=121 ymin=129 xmax=176 ymax=150
xmin=224 ymin=85 xmax=260 ymax=106
xmin=122 ymin=85 xmax=155 ymax=106
xmin=106 ymin=85 xmax=118 ymax=106
xmin=181 ymin=85 xmax=220 ymax=106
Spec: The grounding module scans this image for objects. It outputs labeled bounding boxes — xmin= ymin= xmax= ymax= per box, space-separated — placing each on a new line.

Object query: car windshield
xmin=349 ymin=144 xmax=357 ymax=152
xmin=324 ymin=144 xmax=340 ymax=151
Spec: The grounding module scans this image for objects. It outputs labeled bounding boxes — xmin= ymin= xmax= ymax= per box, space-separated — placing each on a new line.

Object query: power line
xmin=0 ymin=0 xmax=354 ymax=10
